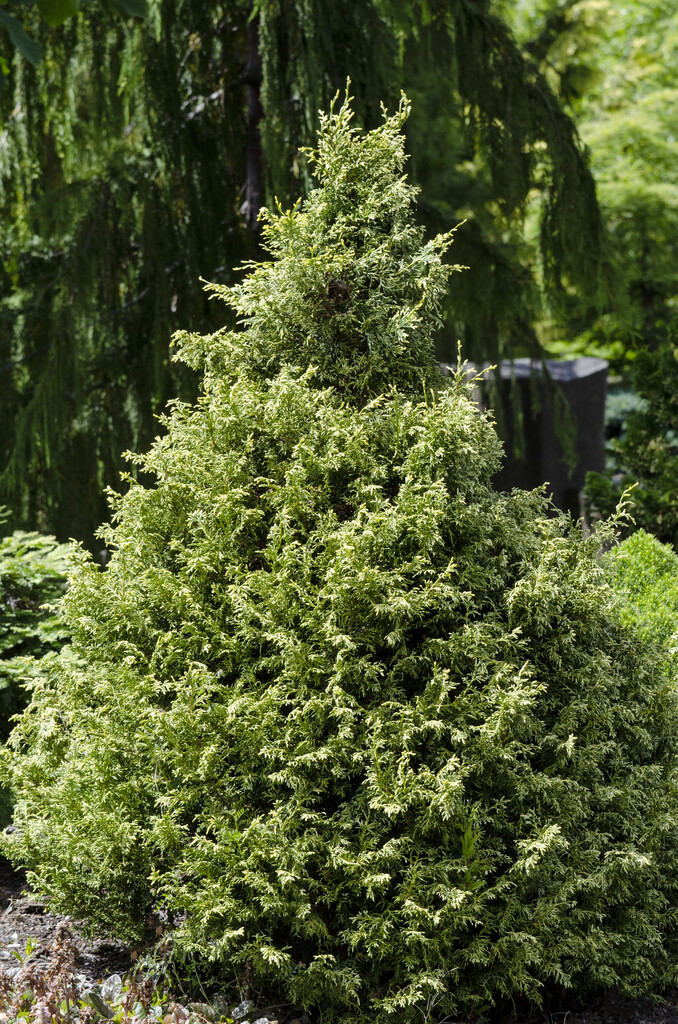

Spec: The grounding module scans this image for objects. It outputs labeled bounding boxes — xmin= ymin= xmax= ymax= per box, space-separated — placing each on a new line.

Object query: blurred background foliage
xmin=0 ymin=507 xmax=69 ymax=742
xmin=0 ymin=0 xmax=605 ymax=547
xmin=0 ymin=0 xmax=675 ymax=550
xmin=504 ymin=0 xmax=678 ymax=545
xmin=507 ymin=0 xmax=678 ymax=362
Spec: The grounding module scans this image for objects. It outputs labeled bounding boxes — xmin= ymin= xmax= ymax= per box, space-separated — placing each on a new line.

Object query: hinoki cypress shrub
xmin=3 ymin=94 xmax=678 ymax=1022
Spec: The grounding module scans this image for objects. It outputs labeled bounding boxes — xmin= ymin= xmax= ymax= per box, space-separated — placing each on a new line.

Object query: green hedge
xmin=0 ymin=519 xmax=70 ymax=737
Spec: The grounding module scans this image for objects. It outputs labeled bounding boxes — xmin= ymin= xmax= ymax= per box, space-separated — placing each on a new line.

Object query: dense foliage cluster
xmin=0 ymin=511 xmax=69 ymax=824
xmin=3 ymin=98 xmax=678 ymax=1024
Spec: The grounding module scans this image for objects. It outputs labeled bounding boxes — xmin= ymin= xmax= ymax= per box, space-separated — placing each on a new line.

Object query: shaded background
xmin=0 ymin=0 xmax=674 ymax=550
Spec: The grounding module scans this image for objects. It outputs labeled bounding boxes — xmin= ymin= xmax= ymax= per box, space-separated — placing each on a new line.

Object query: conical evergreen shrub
xmin=3 ymin=94 xmax=678 ymax=1023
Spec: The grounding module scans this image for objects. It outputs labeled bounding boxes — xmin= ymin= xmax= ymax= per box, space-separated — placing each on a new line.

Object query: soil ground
xmin=0 ymin=856 xmax=132 ymax=996
xmin=0 ymin=856 xmax=676 ymax=1024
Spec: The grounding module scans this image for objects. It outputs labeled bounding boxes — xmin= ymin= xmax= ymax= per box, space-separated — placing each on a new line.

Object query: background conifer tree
xmin=3 ymin=93 xmax=678 ymax=1024
xmin=0 ymin=0 xmax=604 ymax=546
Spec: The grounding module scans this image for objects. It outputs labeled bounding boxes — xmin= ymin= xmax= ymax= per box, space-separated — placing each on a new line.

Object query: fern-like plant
xmin=2 ymin=94 xmax=678 ymax=1023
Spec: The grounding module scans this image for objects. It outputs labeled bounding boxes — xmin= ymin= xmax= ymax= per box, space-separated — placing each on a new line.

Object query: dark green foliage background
xmin=0 ymin=0 xmax=604 ymax=547
xmin=3 ymin=100 xmax=678 ymax=1023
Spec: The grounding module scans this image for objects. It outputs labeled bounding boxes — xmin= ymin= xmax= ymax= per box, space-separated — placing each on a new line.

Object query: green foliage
xmin=0 ymin=0 xmax=262 ymax=544
xmin=200 ymin=94 xmax=456 ymax=401
xmin=507 ymin=0 xmax=613 ymax=104
xmin=0 ymin=7 xmax=41 ymax=67
xmin=263 ymin=0 xmax=606 ymax=353
xmin=585 ymin=321 xmax=678 ymax=546
xmin=574 ymin=5 xmax=678 ymax=544
xmin=0 ymin=0 xmax=605 ymax=545
xmin=0 ymin=510 xmax=70 ymax=738
xmin=605 ymin=529 xmax=678 ymax=660
xmin=4 ymin=96 xmax=678 ymax=1023
xmin=0 ymin=508 xmax=69 ymax=826
xmin=508 ymin=0 xmax=678 ymax=364
xmin=0 ymin=0 xmax=146 ymax=81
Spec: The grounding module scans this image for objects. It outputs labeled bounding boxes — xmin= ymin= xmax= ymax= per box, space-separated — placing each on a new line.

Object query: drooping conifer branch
xmin=0 ymin=0 xmax=606 ymax=544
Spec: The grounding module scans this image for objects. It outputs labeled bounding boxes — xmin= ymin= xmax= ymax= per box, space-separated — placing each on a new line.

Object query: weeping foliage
xmin=0 ymin=1 xmax=252 ymax=543
xmin=0 ymin=0 xmax=604 ymax=545
xmin=507 ymin=0 xmax=678 ymax=358
xmin=3 ymin=97 xmax=678 ymax=1023
xmin=439 ymin=0 xmax=604 ymax=334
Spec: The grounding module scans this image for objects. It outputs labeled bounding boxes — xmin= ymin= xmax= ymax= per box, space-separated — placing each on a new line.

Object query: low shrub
xmin=0 ymin=518 xmax=70 ymax=735
xmin=0 ymin=515 xmax=70 ymax=825
xmin=605 ymin=528 xmax=678 ymax=657
xmin=3 ymin=94 xmax=678 ymax=1024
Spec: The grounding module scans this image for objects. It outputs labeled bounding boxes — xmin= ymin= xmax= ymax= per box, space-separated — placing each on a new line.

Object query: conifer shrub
xmin=3 ymin=94 xmax=678 ymax=1023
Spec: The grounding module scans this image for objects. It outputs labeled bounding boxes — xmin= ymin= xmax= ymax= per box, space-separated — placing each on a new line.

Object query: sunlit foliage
xmin=3 ymin=97 xmax=678 ymax=1023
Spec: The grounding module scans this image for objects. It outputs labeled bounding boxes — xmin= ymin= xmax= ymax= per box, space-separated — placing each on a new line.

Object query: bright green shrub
xmin=3 ymin=95 xmax=678 ymax=1023
xmin=605 ymin=528 xmax=678 ymax=659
